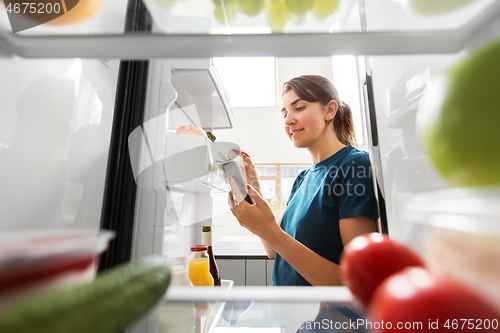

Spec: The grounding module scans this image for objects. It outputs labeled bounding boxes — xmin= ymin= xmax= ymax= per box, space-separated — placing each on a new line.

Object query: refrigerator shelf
xmin=165 ymin=285 xmax=353 ymax=303
xmin=162 ymin=280 xmax=234 ymax=333
xmin=169 ymin=58 xmax=234 ymax=131
xmin=0 ymin=28 xmax=498 ymax=59
xmin=166 ymin=172 xmax=229 ymax=193
xmin=162 ymin=135 xmax=234 ymax=193
xmin=1 ymin=0 xmax=500 ymax=58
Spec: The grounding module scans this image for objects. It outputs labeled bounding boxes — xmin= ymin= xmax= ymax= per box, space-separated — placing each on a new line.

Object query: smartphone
xmin=220 ymin=160 xmax=253 ymax=204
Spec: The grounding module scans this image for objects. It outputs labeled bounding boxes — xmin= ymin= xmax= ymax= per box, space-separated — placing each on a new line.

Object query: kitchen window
xmin=255 ymin=164 xmax=310 ymax=220
xmin=212 ymin=57 xmax=277 ymax=108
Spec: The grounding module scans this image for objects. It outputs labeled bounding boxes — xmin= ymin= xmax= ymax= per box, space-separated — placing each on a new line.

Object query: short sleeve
xmin=337 ymin=153 xmax=379 ymax=220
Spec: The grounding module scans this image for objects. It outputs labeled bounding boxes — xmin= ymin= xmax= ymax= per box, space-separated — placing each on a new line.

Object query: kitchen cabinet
xmin=217 ymin=259 xmax=245 ymax=286
xmin=214 ymin=235 xmax=273 ymax=286
xmin=246 ymin=259 xmax=267 ymax=286
xmin=217 ymin=258 xmax=274 ymax=287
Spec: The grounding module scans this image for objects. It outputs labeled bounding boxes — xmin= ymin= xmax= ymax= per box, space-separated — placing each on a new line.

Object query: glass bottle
xmin=159 ymin=255 xmax=195 ymax=333
xmin=201 ymin=225 xmax=221 ymax=286
xmin=168 ymin=255 xmax=194 ymax=287
xmin=188 ymin=245 xmax=214 ymax=286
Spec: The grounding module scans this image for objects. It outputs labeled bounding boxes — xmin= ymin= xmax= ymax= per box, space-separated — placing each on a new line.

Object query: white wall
xmin=213 ymin=57 xmax=336 ymax=165
xmin=212 ymin=106 xmax=312 ymax=164
xmin=211 ymin=56 xmax=369 ymax=241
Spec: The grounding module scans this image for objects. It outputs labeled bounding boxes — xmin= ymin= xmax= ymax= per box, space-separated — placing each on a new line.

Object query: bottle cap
xmin=191 ymin=245 xmax=208 ymax=252
xmin=202 ymin=226 xmax=212 ymax=232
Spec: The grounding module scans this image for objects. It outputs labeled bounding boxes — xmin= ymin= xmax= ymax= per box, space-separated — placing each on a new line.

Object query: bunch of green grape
xmin=212 ymin=0 xmax=341 ymax=32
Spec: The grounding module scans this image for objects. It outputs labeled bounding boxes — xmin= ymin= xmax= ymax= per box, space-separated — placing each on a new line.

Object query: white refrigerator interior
xmin=1 ymin=0 xmax=500 ymax=333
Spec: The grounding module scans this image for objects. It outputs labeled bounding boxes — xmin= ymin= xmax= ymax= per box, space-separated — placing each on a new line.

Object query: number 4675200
xmin=444 ymin=319 xmax=499 ymax=330
xmin=5 ymin=2 xmax=62 ymax=14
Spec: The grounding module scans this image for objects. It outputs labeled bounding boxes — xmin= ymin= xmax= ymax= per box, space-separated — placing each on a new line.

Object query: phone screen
xmin=221 ymin=161 xmax=253 ymax=204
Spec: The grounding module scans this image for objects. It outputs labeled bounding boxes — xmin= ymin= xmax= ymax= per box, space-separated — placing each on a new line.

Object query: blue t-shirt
xmin=272 ymin=146 xmax=379 ymax=286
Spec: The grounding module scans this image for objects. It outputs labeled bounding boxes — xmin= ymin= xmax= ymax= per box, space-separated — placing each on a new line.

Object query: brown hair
xmin=282 ymin=75 xmax=357 ymax=147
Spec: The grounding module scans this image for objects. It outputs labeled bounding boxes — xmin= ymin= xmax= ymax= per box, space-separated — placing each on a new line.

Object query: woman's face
xmin=281 ymin=89 xmax=333 ymax=149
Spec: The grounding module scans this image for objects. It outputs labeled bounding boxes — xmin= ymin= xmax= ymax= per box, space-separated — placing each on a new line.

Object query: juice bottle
xmin=188 ymin=245 xmax=214 ymax=287
xmin=201 ymin=225 xmax=221 ymax=286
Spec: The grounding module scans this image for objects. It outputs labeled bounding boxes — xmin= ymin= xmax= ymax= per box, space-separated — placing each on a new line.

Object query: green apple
xmin=409 ymin=0 xmax=478 ymax=15
xmin=214 ymin=0 xmax=239 ymax=25
xmin=212 ymin=0 xmax=235 ymax=6
xmin=416 ymin=39 xmax=500 ymax=187
xmin=285 ymin=0 xmax=313 ymax=15
xmin=266 ymin=0 xmax=290 ymax=32
xmin=154 ymin=0 xmax=176 ymax=7
xmin=312 ymin=0 xmax=340 ymax=20
xmin=238 ymin=0 xmax=265 ymax=16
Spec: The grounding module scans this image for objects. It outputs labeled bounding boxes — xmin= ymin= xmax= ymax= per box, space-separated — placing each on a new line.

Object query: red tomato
xmin=340 ymin=233 xmax=425 ymax=309
xmin=368 ymin=267 xmax=500 ymax=332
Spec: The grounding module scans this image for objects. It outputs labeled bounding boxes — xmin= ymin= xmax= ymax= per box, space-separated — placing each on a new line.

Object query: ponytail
xmin=334 ymin=101 xmax=357 ymax=147
xmin=282 ymin=75 xmax=357 ymax=148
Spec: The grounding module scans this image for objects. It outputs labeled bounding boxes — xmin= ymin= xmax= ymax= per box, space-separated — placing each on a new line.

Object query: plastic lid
xmin=0 ymin=229 xmax=115 ymax=282
xmin=202 ymin=225 xmax=212 ymax=232
xmin=0 ymin=229 xmax=115 ymax=263
xmin=404 ymin=186 xmax=500 ymax=235
xmin=191 ymin=245 xmax=208 ymax=252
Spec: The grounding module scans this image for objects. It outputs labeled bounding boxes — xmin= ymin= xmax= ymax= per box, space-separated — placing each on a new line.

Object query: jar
xmin=188 ymin=245 xmax=214 ymax=287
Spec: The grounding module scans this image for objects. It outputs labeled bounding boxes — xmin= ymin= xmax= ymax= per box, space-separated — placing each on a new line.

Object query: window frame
xmin=255 ymin=163 xmax=311 ymax=221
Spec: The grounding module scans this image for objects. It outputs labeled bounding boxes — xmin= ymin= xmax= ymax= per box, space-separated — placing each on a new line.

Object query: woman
xmin=228 ymin=75 xmax=378 ymax=286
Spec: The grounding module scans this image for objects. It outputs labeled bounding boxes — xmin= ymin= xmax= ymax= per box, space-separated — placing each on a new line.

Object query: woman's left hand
xmin=228 ymin=182 xmax=277 ymax=238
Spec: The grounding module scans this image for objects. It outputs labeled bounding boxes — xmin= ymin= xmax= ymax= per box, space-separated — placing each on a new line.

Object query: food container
xmin=403 ymin=186 xmax=500 ymax=313
xmin=0 ymin=229 xmax=114 ymax=305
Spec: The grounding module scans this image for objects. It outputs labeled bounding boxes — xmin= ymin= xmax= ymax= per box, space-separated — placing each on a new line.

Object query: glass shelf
xmin=1 ymin=0 xmax=499 ymax=59
xmin=164 ymin=286 xmax=359 ymax=333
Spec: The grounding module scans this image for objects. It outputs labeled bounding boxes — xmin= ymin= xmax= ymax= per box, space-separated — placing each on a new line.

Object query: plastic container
xmin=159 ymin=255 xmax=196 ymax=333
xmin=168 ymin=255 xmax=194 ymax=287
xmin=0 ymin=229 xmax=114 ymax=305
xmin=403 ymin=186 xmax=500 ymax=313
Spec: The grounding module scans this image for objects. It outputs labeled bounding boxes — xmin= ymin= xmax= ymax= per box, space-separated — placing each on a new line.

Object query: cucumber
xmin=0 ymin=255 xmax=171 ymax=333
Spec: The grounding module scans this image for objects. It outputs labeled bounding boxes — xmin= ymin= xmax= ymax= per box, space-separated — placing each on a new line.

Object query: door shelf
xmin=163 ymin=135 xmax=232 ymax=193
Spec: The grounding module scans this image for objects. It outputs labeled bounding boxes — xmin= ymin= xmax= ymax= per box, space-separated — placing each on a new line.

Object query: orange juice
xmin=188 ymin=245 xmax=215 ymax=287
xmin=188 ymin=258 xmax=214 ymax=286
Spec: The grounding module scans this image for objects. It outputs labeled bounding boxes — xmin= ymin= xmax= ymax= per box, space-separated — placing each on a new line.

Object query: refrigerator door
xmin=358 ymin=0 xmax=500 ymax=248
xmin=0 ymin=57 xmax=122 ymax=231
